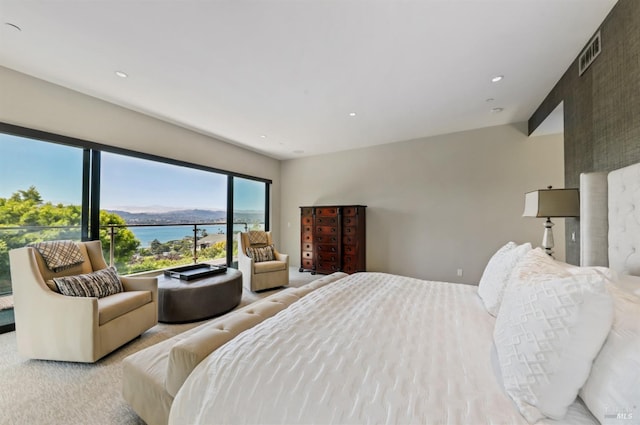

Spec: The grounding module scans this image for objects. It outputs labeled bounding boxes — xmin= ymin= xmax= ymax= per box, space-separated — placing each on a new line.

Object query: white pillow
xmin=478 ymin=241 xmax=531 ymax=316
xmin=509 ymin=247 xmax=617 ymax=284
xmin=494 ymin=259 xmax=614 ymax=423
xmin=611 ymin=273 xmax=640 ymax=296
xmin=579 ymin=280 xmax=640 ymax=424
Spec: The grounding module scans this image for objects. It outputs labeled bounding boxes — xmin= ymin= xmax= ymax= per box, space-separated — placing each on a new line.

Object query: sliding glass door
xmin=231 ymin=177 xmax=268 ymax=266
xmin=100 ymin=152 xmax=228 ymax=274
xmin=0 ymin=133 xmax=85 ymax=331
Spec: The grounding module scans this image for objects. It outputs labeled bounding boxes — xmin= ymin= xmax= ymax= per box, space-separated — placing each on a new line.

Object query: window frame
xmin=0 ymin=121 xmax=271 ymax=266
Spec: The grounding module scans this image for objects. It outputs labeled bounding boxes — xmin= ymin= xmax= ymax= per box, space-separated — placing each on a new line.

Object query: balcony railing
xmin=101 ymin=222 xmax=252 ymax=266
xmin=0 ymin=222 xmax=264 ymax=331
xmin=0 ymin=221 xmax=263 ymax=293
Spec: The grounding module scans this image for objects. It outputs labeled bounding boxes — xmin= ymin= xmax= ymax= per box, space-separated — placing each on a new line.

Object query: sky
xmin=0 ymin=133 xmax=266 ymax=212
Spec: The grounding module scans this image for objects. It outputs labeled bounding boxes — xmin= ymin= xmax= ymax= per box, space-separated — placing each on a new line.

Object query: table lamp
xmin=523 ymin=186 xmax=580 ymax=257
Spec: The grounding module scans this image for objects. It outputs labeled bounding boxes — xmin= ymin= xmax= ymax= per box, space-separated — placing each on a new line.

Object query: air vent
xmin=579 ymin=31 xmax=601 ymax=76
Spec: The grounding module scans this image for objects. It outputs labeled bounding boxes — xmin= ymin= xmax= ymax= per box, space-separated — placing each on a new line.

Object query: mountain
xmin=106 ymin=208 xmax=263 ymax=225
xmin=106 ymin=205 xmax=200 ymax=214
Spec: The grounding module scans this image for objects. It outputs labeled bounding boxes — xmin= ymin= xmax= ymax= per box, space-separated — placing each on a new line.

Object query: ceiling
xmin=0 ymin=0 xmax=617 ymax=160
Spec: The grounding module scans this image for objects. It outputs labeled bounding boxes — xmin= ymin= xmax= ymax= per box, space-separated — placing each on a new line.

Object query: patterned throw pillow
xmin=247 ymin=245 xmax=275 ymax=263
xmin=30 ymin=240 xmax=85 ymax=272
xmin=247 ymin=231 xmax=268 ymax=245
xmin=53 ymin=267 xmax=124 ymax=298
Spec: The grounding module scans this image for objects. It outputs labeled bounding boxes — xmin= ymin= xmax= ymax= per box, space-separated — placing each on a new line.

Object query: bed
xmin=168 ymin=163 xmax=640 ymax=425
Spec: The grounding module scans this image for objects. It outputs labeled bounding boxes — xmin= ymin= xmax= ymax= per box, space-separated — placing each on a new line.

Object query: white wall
xmin=281 ymin=124 xmax=567 ymax=284
xmin=0 ymin=65 xmax=568 ymax=283
xmin=0 ymin=66 xmax=281 ymax=240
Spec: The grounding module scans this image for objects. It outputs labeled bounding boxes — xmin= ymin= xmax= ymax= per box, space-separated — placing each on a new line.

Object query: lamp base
xmin=542 ymin=217 xmax=555 ymax=258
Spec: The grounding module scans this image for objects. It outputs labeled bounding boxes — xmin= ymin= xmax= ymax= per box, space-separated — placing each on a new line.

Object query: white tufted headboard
xmin=581 ymin=162 xmax=640 ymax=275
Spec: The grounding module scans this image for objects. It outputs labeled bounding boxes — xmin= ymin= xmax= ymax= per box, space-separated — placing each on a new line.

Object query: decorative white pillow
xmin=494 ymin=268 xmax=614 ymax=423
xmin=477 ymin=241 xmax=531 ymax=316
xmin=507 ymin=247 xmax=617 ymax=286
xmin=579 ymin=280 xmax=640 ymax=424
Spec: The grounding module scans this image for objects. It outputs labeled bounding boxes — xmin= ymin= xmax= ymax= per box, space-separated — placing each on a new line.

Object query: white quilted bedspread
xmin=169 ymin=272 xmax=597 ymax=425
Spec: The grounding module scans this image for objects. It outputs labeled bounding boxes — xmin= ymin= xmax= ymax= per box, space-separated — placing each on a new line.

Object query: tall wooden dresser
xmin=299 ymin=205 xmax=366 ymax=274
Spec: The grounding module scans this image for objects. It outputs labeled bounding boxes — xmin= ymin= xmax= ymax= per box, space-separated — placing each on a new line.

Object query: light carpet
xmin=0 ymin=268 xmax=320 ymax=425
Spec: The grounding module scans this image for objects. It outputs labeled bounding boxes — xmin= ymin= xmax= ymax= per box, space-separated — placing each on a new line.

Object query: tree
xmin=99 ymin=210 xmax=140 ymax=269
xmin=0 ymin=187 xmax=141 ymax=287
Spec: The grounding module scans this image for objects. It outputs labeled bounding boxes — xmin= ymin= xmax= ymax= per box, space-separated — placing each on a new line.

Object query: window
xmin=100 ymin=152 xmax=228 ymax=274
xmin=0 ymin=122 xmax=272 ymax=334
xmin=231 ymin=177 xmax=268 ymax=266
xmin=0 ymin=132 xmax=85 ymax=332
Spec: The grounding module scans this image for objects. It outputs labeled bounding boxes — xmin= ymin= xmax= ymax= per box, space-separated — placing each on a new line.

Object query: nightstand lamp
xmin=523 ymin=186 xmax=580 ymax=257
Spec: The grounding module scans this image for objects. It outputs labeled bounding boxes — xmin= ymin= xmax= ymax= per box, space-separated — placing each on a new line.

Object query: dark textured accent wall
xmin=528 ymin=0 xmax=640 ymax=265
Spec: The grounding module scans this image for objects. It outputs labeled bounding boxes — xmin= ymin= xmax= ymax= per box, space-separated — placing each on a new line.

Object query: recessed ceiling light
xmin=4 ymin=22 xmax=21 ymax=32
xmin=260 ymin=135 xmax=267 ymax=139
xmin=115 ymin=71 xmax=128 ymax=78
xmin=349 ymin=112 xmax=357 ymax=117
xmin=485 ymin=98 xmax=495 ymax=103
xmin=491 ymin=75 xmax=504 ymax=83
xmin=491 ymin=107 xmax=504 ymax=113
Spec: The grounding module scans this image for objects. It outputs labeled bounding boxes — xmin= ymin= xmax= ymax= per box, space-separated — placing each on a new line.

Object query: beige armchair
xmin=9 ymin=240 xmax=158 ymax=363
xmin=238 ymin=231 xmax=289 ymax=291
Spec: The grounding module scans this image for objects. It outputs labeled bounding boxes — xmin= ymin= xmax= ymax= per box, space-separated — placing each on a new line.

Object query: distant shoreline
xmin=129 ymin=224 xmax=249 ymax=247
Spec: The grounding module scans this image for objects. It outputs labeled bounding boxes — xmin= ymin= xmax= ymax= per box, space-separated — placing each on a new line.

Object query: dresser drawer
xmin=343 ymin=245 xmax=358 ymax=255
xmin=343 ymin=263 xmax=358 ymax=274
xmin=316 ymin=216 xmax=337 ymax=226
xmin=301 ymin=216 xmax=313 ymax=226
xmin=342 ymin=216 xmax=358 ymax=226
xmin=317 ymin=262 xmax=340 ymax=273
xmin=343 ymin=254 xmax=356 ymax=265
xmin=302 ymin=259 xmax=314 ymax=270
xmin=317 ymin=252 xmax=338 ymax=263
xmin=316 ymin=235 xmax=338 ymax=244
xmin=301 ymin=251 xmax=313 ymax=260
xmin=301 ymin=242 xmax=313 ymax=252
xmin=301 ymin=207 xmax=314 ymax=216
xmin=343 ymin=206 xmax=359 ymax=217
xmin=302 ymin=232 xmax=313 ymax=243
xmin=316 ymin=244 xmax=338 ymax=253
xmin=343 ymin=235 xmax=356 ymax=245
xmin=315 ymin=226 xmax=337 ymax=235
xmin=316 ymin=207 xmax=338 ymax=217
xmin=343 ymin=226 xmax=357 ymax=236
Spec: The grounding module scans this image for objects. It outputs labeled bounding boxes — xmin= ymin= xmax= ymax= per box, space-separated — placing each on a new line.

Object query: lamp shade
xmin=523 ymin=188 xmax=580 ymax=218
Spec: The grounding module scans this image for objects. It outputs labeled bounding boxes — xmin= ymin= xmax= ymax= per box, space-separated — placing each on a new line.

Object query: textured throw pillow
xmin=477 ymin=241 xmax=532 ymax=316
xmin=45 ymin=280 xmax=60 ymax=293
xmin=247 ymin=245 xmax=275 ymax=263
xmin=579 ymin=280 xmax=640 ymax=424
xmin=509 ymin=248 xmax=618 ymax=285
xmin=494 ymin=266 xmax=614 ymax=423
xmin=30 ymin=240 xmax=85 ymax=272
xmin=53 ymin=267 xmax=123 ymax=298
xmin=247 ymin=231 xmax=268 ymax=245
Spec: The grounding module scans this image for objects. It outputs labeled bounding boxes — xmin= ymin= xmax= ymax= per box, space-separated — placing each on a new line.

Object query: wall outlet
xmin=457 ymin=268 xmax=463 ymax=277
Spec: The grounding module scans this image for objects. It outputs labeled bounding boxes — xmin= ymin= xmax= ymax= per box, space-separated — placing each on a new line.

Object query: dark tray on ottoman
xmin=163 ymin=264 xmax=227 ymax=281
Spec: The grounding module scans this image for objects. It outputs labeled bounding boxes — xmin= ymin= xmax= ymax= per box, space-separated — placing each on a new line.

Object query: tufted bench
xmin=122 ymin=272 xmax=348 ymax=425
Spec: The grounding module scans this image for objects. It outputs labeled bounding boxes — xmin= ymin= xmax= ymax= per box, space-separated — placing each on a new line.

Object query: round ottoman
xmin=157 ymin=268 xmax=242 ymax=323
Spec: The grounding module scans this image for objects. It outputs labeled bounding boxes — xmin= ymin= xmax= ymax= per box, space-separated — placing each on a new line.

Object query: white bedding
xmin=169 ymin=272 xmax=598 ymax=425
